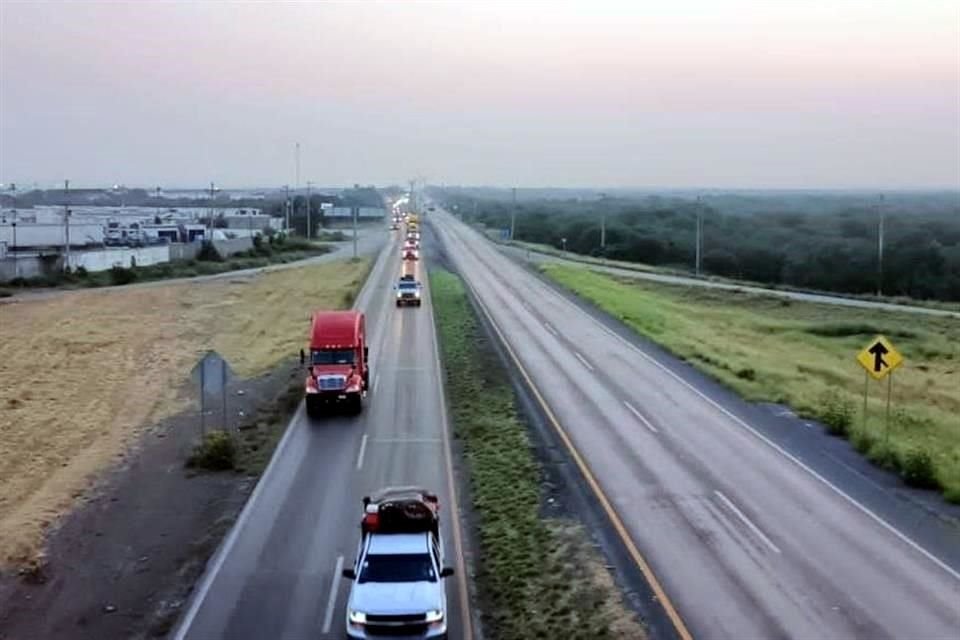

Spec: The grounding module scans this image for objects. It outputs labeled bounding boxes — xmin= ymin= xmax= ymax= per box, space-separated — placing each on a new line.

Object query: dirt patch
xmin=0 ymin=364 xmax=300 ymax=640
xmin=0 ymin=258 xmax=369 ymax=567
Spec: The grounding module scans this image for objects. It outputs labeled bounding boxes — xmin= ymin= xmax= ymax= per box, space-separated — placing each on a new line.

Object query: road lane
xmin=432 ymin=207 xmax=960 ymax=639
xmin=173 ymin=227 xmax=471 ymax=640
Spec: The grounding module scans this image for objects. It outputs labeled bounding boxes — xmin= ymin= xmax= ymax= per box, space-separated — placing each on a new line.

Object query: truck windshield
xmin=398 ymin=282 xmax=418 ymax=290
xmin=311 ymin=349 xmax=355 ymax=365
xmin=358 ymin=553 xmax=436 ymax=583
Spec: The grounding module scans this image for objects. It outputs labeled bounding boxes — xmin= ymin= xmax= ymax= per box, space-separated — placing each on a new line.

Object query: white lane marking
xmin=623 ymin=400 xmax=659 ymax=434
xmin=714 ymin=490 xmax=782 ymax=555
xmin=322 ymin=555 xmax=345 ymax=633
xmin=544 ymin=321 xmax=558 ymax=336
xmin=460 ymin=216 xmax=960 ymax=581
xmin=173 ymin=406 xmax=305 ymax=640
xmin=172 ymin=240 xmax=393 ymax=640
xmin=527 ymin=257 xmax=960 ymax=583
xmin=573 ymin=351 xmax=594 ymax=371
xmin=372 ymin=373 xmax=380 ymax=394
xmin=356 ymin=434 xmax=368 ymax=471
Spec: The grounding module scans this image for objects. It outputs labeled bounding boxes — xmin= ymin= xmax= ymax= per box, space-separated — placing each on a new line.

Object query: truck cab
xmin=300 ymin=310 xmax=368 ymax=417
xmin=343 ymin=488 xmax=453 ymax=639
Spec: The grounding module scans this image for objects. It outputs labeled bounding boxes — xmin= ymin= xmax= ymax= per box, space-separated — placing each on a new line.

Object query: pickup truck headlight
xmin=348 ymin=610 xmax=367 ymax=624
xmin=424 ymin=609 xmax=444 ymax=623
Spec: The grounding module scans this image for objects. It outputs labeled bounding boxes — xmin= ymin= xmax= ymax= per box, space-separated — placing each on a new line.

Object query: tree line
xmin=434 ymin=190 xmax=960 ymax=302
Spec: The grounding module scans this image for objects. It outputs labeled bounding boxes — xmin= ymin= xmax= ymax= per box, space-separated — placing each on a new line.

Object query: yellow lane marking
xmin=461 ymin=263 xmax=694 ymax=640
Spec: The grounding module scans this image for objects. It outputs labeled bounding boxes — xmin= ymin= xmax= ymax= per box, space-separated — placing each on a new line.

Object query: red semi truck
xmin=300 ymin=310 xmax=369 ymax=417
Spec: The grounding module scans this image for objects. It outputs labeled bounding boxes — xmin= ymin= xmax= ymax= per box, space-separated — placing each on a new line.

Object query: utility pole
xmin=295 ymin=142 xmax=301 ymax=195
xmin=599 ymin=192 xmax=607 ymax=253
xmin=63 ymin=179 xmax=71 ymax=270
xmin=305 ymin=180 xmax=313 ymax=239
xmin=155 ymin=186 xmax=161 ymax=220
xmin=695 ymin=196 xmax=703 ymax=277
xmin=352 ymin=206 xmax=358 ymax=258
xmin=9 ymin=183 xmax=17 ymax=278
xmin=284 ymin=184 xmax=290 ymax=234
xmin=876 ymin=194 xmax=885 ymax=297
xmin=208 ymin=181 xmax=216 ymax=238
xmin=510 ymin=187 xmax=517 ymax=241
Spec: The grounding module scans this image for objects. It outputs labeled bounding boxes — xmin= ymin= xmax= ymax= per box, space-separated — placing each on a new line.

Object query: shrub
xmin=186 ymin=431 xmax=236 ymax=470
xmin=196 ymin=241 xmax=224 ymax=262
xmin=108 ymin=265 xmax=138 ymax=285
xmin=735 ymin=367 xmax=756 ymax=381
xmin=817 ymin=390 xmax=853 ymax=437
xmin=75 ymin=265 xmax=89 ymax=278
xmin=850 ymin=428 xmax=876 ymax=454
xmin=900 ymin=449 xmax=940 ymax=489
xmin=866 ymin=441 xmax=901 ymax=472
xmin=944 ymin=487 xmax=960 ymax=505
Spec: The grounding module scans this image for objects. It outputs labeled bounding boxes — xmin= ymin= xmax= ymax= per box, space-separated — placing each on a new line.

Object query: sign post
xmin=856 ymin=335 xmax=904 ymax=443
xmin=191 ymin=350 xmax=235 ymax=438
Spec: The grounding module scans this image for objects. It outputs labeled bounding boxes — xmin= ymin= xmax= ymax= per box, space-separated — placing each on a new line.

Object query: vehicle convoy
xmin=396 ymin=277 xmax=423 ymax=307
xmin=403 ymin=245 xmax=420 ymax=261
xmin=299 ymin=310 xmax=369 ymax=417
xmin=343 ymin=487 xmax=454 ymax=639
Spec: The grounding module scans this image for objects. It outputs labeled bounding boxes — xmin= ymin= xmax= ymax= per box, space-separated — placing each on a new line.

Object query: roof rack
xmin=362 ymin=486 xmax=439 ymax=535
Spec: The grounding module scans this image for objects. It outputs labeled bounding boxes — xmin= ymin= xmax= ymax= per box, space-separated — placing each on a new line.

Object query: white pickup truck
xmin=342 ymin=487 xmax=454 ymax=639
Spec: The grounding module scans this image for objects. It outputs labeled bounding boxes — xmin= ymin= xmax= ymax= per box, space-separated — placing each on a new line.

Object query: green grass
xmin=542 ymin=263 xmax=960 ymax=499
xmin=514 ymin=239 xmax=960 ymax=313
xmin=431 ymin=268 xmax=644 ymax=640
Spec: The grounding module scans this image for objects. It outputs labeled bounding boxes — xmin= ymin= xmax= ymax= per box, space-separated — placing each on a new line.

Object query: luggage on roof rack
xmin=361 ymin=486 xmax=440 ymax=535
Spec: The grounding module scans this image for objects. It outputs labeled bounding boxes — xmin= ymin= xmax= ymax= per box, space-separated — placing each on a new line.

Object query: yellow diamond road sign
xmin=857 ymin=335 xmax=904 ymax=380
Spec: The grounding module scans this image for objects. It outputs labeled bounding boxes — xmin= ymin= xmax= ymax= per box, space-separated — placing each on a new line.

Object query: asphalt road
xmin=431 ymin=207 xmax=960 ymax=640
xmin=498 ymin=243 xmax=960 ymax=319
xmin=172 ymin=228 xmax=472 ymax=640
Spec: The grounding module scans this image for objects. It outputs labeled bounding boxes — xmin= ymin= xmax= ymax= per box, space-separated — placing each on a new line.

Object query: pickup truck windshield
xmin=311 ymin=349 xmax=355 ymax=365
xmin=398 ymin=282 xmax=418 ymax=290
xmin=359 ymin=553 xmax=436 ymax=583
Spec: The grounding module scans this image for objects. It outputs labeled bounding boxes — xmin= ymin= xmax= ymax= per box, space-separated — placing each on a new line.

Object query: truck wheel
xmin=347 ymin=394 xmax=362 ymax=415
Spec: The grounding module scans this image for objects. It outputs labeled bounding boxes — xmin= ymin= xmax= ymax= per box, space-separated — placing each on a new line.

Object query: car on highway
xmin=395 ymin=278 xmax=423 ymax=307
xmin=343 ymin=487 xmax=453 ymax=639
xmin=299 ymin=310 xmax=369 ymax=416
xmin=403 ymin=246 xmax=420 ymax=261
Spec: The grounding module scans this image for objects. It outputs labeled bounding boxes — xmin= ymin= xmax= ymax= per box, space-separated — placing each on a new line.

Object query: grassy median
xmin=431 ymin=268 xmax=644 ymax=640
xmin=542 ymin=264 xmax=960 ymax=501
xmin=0 ymin=257 xmax=370 ymax=566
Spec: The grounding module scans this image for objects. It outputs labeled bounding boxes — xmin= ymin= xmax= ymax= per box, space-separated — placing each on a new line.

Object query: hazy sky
xmin=1 ymin=1 xmax=958 ymax=189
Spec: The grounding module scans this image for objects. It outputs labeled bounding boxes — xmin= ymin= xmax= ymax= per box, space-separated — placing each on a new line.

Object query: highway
xmin=498 ymin=243 xmax=960 ymax=319
xmin=172 ymin=228 xmax=472 ymax=640
xmin=430 ymin=207 xmax=960 ymax=639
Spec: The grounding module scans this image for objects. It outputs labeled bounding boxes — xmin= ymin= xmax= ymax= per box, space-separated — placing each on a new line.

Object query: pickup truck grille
xmin=366 ymin=614 xmax=427 ymax=623
xmin=316 ymin=375 xmax=346 ymax=391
